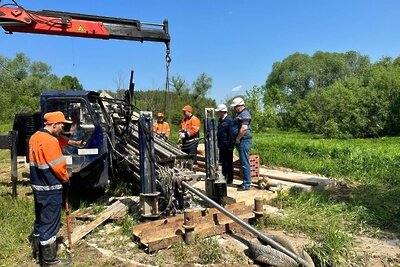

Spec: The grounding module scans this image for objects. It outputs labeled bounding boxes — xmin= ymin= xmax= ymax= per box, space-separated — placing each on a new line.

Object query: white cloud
xmin=231 ymin=85 xmax=242 ymax=92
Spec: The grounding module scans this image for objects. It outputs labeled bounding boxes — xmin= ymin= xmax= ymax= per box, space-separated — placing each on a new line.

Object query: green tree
xmin=192 ymin=73 xmax=212 ymax=100
xmin=60 ymin=75 xmax=83 ymax=90
xmin=170 ymin=75 xmax=189 ymax=96
xmin=0 ymin=53 xmax=82 ymax=123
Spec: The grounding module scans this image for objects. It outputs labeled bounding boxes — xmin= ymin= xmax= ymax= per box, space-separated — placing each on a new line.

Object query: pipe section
xmin=181 ymin=181 xmax=313 ymax=267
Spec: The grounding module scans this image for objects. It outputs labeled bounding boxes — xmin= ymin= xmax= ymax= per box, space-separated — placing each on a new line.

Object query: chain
xmin=163 ymin=43 xmax=171 ymax=115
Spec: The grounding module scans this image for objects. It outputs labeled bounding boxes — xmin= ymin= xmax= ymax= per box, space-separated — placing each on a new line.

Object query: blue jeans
xmin=182 ymin=142 xmax=198 ymax=164
xmin=236 ymin=138 xmax=252 ymax=188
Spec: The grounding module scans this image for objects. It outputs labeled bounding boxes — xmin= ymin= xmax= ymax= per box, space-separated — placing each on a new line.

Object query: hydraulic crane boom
xmin=0 ymin=6 xmax=170 ymax=47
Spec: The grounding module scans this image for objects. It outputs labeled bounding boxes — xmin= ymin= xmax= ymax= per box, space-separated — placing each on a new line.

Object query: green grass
xmin=172 ymin=235 xmax=223 ymax=265
xmin=257 ymin=130 xmax=400 ymax=266
xmin=0 ymin=123 xmax=12 ymax=134
xmin=255 ymin=130 xmax=400 ymax=186
xmin=255 ymin=130 xmax=400 ymax=231
xmin=0 ymin=192 xmax=35 ymax=266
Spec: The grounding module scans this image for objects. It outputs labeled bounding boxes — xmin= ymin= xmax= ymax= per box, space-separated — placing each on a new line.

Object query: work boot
xmin=41 ymin=241 xmax=71 ymax=267
xmin=32 ymin=234 xmax=41 ymax=263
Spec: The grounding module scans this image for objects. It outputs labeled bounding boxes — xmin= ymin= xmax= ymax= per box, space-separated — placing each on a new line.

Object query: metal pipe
xmin=181 ymin=181 xmax=313 ymax=267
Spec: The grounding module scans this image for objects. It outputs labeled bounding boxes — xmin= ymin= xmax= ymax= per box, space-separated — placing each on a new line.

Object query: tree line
xmin=0 ymin=53 xmax=83 ymax=123
xmin=0 ymin=53 xmax=215 ymax=126
xmin=245 ymin=51 xmax=400 ymax=138
xmin=104 ymin=73 xmax=216 ymax=125
xmin=2 ymin=51 xmax=400 ymax=138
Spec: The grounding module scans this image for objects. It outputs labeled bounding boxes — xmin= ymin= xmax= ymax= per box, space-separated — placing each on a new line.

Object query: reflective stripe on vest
xmin=31 ymin=184 xmax=63 ymax=191
xmin=29 ymin=155 xmax=66 ymax=170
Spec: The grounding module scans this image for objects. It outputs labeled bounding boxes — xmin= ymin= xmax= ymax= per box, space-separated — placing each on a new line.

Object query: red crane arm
xmin=0 ymin=6 xmax=170 ymax=46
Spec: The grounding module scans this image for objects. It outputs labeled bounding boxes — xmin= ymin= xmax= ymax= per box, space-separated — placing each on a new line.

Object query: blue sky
xmin=1 ymin=0 xmax=399 ymax=103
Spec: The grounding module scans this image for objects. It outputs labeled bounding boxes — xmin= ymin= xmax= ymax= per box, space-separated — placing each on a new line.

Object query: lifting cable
xmin=163 ymin=42 xmax=171 ymax=116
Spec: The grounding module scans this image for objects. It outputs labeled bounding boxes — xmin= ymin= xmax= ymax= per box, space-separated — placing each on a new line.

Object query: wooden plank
xmin=133 ymin=214 xmax=185 ymax=236
xmin=70 ymin=200 xmax=127 ymax=244
xmin=137 ymin=210 xmax=254 ymax=244
xmin=196 ymin=206 xmax=253 ymax=226
xmin=72 ymin=207 xmax=96 ymax=221
xmin=144 ymin=214 xmax=255 ymax=251
xmin=140 ymin=227 xmax=184 ymax=243
xmin=133 ymin=202 xmax=247 ymax=237
xmin=147 ymin=235 xmax=183 ymax=251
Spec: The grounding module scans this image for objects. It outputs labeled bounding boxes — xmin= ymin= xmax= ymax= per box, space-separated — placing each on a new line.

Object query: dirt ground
xmin=62 ymin=225 xmax=400 ymax=267
xmin=3 ymin=161 xmax=400 ymax=267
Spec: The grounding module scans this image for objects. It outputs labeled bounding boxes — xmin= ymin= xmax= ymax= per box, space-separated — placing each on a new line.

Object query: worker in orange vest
xmin=179 ymin=105 xmax=201 ymax=165
xmin=29 ymin=111 xmax=72 ymax=266
xmin=153 ymin=112 xmax=171 ymax=140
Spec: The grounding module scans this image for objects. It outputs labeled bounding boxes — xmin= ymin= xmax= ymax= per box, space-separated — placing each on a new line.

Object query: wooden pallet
xmin=132 ymin=201 xmax=255 ymax=251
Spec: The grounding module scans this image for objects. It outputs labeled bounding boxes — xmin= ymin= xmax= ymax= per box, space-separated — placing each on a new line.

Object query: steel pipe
xmin=181 ymin=181 xmax=313 ymax=267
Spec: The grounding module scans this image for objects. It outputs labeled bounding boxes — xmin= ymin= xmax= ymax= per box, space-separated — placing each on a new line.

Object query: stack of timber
xmin=196 ymin=155 xmax=332 ymax=191
xmin=132 ymin=201 xmax=255 ymax=251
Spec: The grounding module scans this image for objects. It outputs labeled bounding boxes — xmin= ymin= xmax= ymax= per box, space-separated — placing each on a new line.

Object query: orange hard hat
xmin=182 ymin=105 xmax=192 ymax=113
xmin=44 ymin=111 xmax=72 ymax=125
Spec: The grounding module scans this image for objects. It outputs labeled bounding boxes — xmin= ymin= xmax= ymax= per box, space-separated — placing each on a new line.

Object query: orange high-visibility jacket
xmin=153 ymin=121 xmax=171 ymax=138
xmin=179 ymin=115 xmax=201 ymax=140
xmin=29 ymin=129 xmax=69 ymax=192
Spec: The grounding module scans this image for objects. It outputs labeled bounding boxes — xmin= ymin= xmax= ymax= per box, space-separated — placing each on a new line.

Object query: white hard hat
xmin=215 ymin=104 xmax=228 ymax=112
xmin=230 ymin=97 xmax=245 ymax=107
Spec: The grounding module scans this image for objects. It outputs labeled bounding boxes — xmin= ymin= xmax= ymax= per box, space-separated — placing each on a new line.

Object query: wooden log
xmin=259 ymin=173 xmax=320 ymax=186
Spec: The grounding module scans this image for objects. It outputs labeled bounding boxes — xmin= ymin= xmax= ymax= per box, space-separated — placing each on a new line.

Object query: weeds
xmin=172 ymin=241 xmax=189 ymax=263
xmin=195 ymin=236 xmax=223 ymax=264
xmin=115 ymin=216 xmax=138 ymax=236
xmin=307 ymin=226 xmax=352 ymax=267
xmin=172 ymin=235 xmax=224 ymax=265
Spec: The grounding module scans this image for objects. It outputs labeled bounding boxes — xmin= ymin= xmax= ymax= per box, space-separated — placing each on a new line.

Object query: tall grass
xmin=255 ymin=131 xmax=400 ymax=231
xmin=0 ymin=194 xmax=35 ymax=265
xmin=255 ymin=130 xmax=400 ymax=186
xmin=258 ymin=130 xmax=400 ymax=266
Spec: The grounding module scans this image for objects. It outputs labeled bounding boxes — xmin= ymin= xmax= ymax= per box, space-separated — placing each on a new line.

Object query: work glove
xmin=179 ymin=132 xmax=186 ymax=139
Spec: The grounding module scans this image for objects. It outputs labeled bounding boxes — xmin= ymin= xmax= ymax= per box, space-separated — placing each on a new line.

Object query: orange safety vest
xmin=179 ymin=115 xmax=201 ymax=140
xmin=29 ymin=129 xmax=69 ymax=192
xmin=153 ymin=121 xmax=171 ymax=138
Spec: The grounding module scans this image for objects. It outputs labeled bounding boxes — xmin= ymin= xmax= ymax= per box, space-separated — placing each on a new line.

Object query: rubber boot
xmin=41 ymin=241 xmax=71 ymax=267
xmin=32 ymin=235 xmax=41 ymax=263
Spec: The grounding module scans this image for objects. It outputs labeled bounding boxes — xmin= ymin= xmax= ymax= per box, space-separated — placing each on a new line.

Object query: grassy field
xmin=255 ymin=130 xmax=400 ymax=266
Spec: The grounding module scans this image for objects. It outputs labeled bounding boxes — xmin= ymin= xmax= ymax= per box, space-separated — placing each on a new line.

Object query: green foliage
xmin=261 ymin=51 xmax=400 ymax=137
xmin=289 ymin=79 xmax=387 ymax=137
xmin=60 ymin=75 xmax=83 ymax=90
xmin=191 ymin=72 xmax=212 ymax=101
xmin=245 ymin=85 xmax=271 ymax=132
xmin=115 ymin=216 xmax=139 ymax=236
xmin=0 ymin=53 xmax=83 ymax=124
xmin=172 ymin=241 xmax=189 ymax=263
xmin=134 ymin=89 xmax=215 ymax=126
xmin=170 ymin=75 xmax=189 ymax=95
xmin=195 ymin=236 xmax=223 ymax=264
